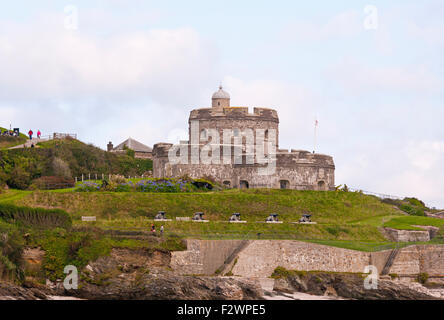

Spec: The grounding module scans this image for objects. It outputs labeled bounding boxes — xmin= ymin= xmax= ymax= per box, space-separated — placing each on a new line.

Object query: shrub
xmin=52 ymin=157 xmax=72 ymax=178
xmin=7 ymin=166 xmax=32 ymax=189
xmin=404 ymin=197 xmax=426 ymax=209
xmin=417 ymin=272 xmax=429 ymax=284
xmin=0 ymin=203 xmax=72 ymax=229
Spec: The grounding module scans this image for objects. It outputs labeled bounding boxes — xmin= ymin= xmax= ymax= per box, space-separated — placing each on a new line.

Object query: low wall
xmin=232 ymin=241 xmax=372 ymax=277
xmin=383 ymin=228 xmax=430 ymax=242
xmin=171 ymin=240 xmax=444 ymax=278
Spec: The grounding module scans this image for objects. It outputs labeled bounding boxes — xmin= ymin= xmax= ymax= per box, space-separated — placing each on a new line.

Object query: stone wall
xmin=232 ymin=241 xmax=371 ymax=277
xmin=383 ymin=228 xmax=431 ymax=242
xmin=152 ymin=104 xmax=335 ymax=191
xmin=389 ymin=245 xmax=444 ymax=276
xmin=170 ymin=240 xmax=444 ymax=278
xmin=153 ymin=142 xmax=335 ymax=190
xmin=171 ymin=239 xmax=244 ymax=275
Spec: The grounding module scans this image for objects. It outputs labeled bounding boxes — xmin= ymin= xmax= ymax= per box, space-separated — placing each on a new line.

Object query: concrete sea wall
xmin=171 ymin=240 xmax=444 ymax=279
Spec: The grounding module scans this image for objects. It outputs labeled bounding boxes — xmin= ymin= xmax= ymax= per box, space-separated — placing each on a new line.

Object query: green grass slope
xmin=2 ymin=188 xmax=444 ymax=252
xmin=9 ymin=189 xmax=403 ymax=244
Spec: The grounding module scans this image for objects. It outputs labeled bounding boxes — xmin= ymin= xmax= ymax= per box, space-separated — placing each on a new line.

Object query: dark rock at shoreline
xmin=273 ymin=272 xmax=440 ymax=300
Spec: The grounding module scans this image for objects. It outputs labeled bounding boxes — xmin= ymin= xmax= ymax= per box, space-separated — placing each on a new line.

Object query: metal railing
xmin=348 ymin=187 xmax=403 ymax=201
xmin=53 ymin=133 xmax=77 ymax=139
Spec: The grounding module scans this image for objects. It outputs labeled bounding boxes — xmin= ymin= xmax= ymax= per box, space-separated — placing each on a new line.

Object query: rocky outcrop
xmin=272 ymin=272 xmax=440 ymax=300
xmin=68 ymin=247 xmax=263 ymax=300
xmin=0 ymin=281 xmax=53 ymax=300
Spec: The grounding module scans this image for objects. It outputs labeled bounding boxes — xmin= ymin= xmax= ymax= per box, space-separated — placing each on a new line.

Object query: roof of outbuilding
xmin=114 ymin=137 xmax=152 ymax=153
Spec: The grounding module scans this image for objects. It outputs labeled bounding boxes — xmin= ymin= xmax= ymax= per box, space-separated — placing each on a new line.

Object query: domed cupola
xmin=212 ymin=85 xmax=230 ymax=108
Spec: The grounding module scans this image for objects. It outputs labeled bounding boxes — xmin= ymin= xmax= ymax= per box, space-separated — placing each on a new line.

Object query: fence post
xmin=75 ymin=177 xmax=77 ymax=183
xmin=82 ymin=174 xmax=84 ymax=182
xmin=95 ymin=173 xmax=97 ymax=180
xmin=88 ymin=173 xmax=91 ymax=180
xmin=102 ymin=173 xmax=104 ymax=180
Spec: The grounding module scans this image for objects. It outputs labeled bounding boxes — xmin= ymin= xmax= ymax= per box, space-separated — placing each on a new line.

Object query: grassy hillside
xmin=0 ymin=138 xmax=152 ymax=190
xmin=16 ymin=188 xmax=399 ymax=223
xmin=0 ymin=127 xmax=27 ymax=149
xmin=0 ymin=188 xmax=402 ymax=244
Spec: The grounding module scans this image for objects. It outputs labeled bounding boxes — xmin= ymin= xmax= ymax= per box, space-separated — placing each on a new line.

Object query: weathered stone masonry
xmin=153 ymin=86 xmax=335 ymax=190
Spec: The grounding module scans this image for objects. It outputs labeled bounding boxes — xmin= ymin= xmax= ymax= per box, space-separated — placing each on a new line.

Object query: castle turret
xmin=212 ymin=85 xmax=230 ymax=109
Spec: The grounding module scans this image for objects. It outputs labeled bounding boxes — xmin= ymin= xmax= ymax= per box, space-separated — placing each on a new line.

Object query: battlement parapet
xmin=276 ymin=150 xmax=335 ymax=168
xmin=152 ymin=143 xmax=173 ymax=158
xmin=189 ymin=106 xmax=279 ymax=122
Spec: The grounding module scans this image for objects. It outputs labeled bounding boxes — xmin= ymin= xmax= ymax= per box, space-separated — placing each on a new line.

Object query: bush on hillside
xmin=52 ymin=157 xmax=72 ymax=178
xmin=0 ymin=203 xmax=72 ymax=229
xmin=382 ymin=197 xmax=426 ymax=216
xmin=7 ymin=166 xmax=32 ymax=190
xmin=0 ymin=221 xmax=25 ymax=282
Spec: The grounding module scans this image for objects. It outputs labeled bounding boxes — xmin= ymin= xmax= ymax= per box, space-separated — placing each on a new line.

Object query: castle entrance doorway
xmin=239 ymin=180 xmax=249 ymax=189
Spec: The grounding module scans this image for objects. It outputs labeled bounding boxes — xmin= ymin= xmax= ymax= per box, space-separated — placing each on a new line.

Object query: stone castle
xmin=152 ymin=86 xmax=335 ymax=190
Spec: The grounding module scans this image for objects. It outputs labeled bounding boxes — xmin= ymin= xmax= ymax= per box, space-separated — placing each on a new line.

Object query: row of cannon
xmin=154 ymin=211 xmax=313 ymax=223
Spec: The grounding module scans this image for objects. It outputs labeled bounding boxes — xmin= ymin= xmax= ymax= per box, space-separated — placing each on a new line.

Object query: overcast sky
xmin=0 ymin=0 xmax=443 ymax=208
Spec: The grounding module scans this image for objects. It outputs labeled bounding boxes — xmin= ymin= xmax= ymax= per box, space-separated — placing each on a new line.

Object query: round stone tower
xmin=212 ymin=85 xmax=230 ymax=109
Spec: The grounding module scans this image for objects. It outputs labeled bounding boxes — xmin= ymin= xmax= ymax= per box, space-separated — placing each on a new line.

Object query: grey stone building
xmin=153 ymin=86 xmax=335 ymax=190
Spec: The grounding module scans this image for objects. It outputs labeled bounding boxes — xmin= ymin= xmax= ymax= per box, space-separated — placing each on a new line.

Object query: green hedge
xmin=0 ymin=203 xmax=71 ymax=229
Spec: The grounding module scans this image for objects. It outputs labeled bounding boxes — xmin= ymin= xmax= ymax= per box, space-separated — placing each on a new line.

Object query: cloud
xmin=0 ymin=23 xmax=216 ymax=106
xmin=222 ymin=76 xmax=320 ymax=150
xmin=326 ymin=58 xmax=440 ymax=94
xmin=0 ymin=13 xmax=219 ymax=147
xmin=282 ymin=10 xmax=362 ymax=42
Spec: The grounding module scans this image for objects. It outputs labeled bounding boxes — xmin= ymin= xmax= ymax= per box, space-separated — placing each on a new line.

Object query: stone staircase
xmin=381 ymin=247 xmax=400 ymax=275
xmin=217 ymin=240 xmax=250 ymax=275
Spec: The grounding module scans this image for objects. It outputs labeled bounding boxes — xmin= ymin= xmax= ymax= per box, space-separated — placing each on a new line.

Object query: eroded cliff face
xmin=4 ymin=241 xmax=444 ymax=300
xmin=69 ymin=248 xmax=263 ymax=300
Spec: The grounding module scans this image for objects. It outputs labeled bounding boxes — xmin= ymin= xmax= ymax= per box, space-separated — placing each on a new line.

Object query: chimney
xmin=107 ymin=141 xmax=113 ymax=152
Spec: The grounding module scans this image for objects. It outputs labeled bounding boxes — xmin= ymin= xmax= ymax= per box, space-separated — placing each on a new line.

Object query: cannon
xmin=192 ymin=212 xmax=205 ymax=221
xmin=155 ymin=211 xmax=167 ymax=220
xmin=266 ymin=213 xmax=279 ymax=222
xmin=299 ymin=214 xmax=312 ymax=223
xmin=229 ymin=213 xmax=241 ymax=222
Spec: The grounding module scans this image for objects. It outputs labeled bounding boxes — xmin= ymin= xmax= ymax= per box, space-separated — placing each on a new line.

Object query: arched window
xmin=223 ymin=181 xmax=231 ymax=188
xmin=317 ymin=181 xmax=326 ymax=191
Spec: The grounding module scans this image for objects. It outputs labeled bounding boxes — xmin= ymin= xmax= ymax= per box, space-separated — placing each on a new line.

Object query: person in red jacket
xmin=28 ymin=129 xmax=33 ymax=140
xmin=37 ymin=130 xmax=41 ymax=139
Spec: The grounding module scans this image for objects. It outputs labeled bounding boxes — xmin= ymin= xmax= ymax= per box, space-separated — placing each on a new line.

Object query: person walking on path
xmin=28 ymin=129 xmax=33 ymax=140
xmin=151 ymin=223 xmax=156 ymax=233
xmin=37 ymin=130 xmax=41 ymax=139
xmin=160 ymin=225 xmax=164 ymax=236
